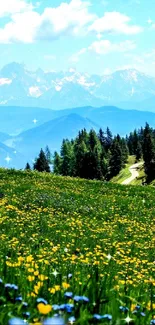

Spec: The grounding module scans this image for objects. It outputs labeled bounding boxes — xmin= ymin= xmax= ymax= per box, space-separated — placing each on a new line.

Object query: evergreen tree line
xmin=53 ymin=127 xmax=129 ymax=180
xmin=25 ymin=123 xmax=155 ymax=183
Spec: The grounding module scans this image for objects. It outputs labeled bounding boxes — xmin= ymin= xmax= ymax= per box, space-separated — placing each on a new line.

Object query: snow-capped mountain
xmin=0 ymin=62 xmax=155 ymax=110
xmin=94 ymin=69 xmax=155 ymax=103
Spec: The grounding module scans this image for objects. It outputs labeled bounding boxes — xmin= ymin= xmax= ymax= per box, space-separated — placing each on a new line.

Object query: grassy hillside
xmin=0 ymin=168 xmax=154 ymax=324
xmin=111 ymin=156 xmax=135 ymax=184
xmin=111 ymin=156 xmax=146 ymax=186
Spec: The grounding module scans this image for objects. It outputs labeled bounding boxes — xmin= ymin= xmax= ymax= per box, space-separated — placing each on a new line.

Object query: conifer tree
xmin=53 ymin=127 xmax=129 ymax=181
xmin=89 ymin=129 xmax=98 ymax=151
xmin=108 ymin=139 xmax=122 ymax=178
xmin=45 ymin=145 xmax=52 ymax=164
xmin=25 ymin=162 xmax=31 ymax=170
xmin=142 ymin=123 xmax=155 ymax=182
xmin=53 ymin=151 xmax=62 ymax=174
xmin=127 ymin=133 xmax=134 ymax=155
xmin=34 ymin=148 xmax=50 ymax=172
xmin=132 ymin=129 xmax=139 ymax=154
xmin=98 ymin=128 xmax=107 ymax=148
xmin=74 ymin=139 xmax=88 ymax=178
xmin=104 ymin=127 xmax=113 ymax=152
xmin=60 ymin=139 xmax=74 ymax=176
xmin=120 ymin=138 xmax=129 ymax=166
xmin=135 ymin=141 xmax=142 ymax=161
xmin=86 ymin=130 xmax=103 ymax=179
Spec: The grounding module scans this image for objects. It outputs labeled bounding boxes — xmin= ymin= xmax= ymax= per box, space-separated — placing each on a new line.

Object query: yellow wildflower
xmin=62 ymin=282 xmax=70 ymax=289
xmin=37 ymin=303 xmax=52 ymax=314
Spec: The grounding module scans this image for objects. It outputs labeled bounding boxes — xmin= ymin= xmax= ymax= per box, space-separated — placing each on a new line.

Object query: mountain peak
xmin=0 ymin=63 xmax=155 ymax=109
xmin=0 ymin=62 xmax=26 ymax=78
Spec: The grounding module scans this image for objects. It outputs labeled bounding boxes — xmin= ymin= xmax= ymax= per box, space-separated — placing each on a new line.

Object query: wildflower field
xmin=0 ymin=168 xmax=154 ymax=325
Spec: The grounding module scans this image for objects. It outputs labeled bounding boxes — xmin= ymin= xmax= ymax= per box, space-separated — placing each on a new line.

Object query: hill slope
xmin=0 ymin=142 xmax=26 ymax=169
xmin=0 ymin=168 xmax=153 ymax=324
xmin=9 ymin=113 xmax=99 ymax=158
xmin=46 ymin=105 xmax=155 ymax=135
xmin=0 ymin=106 xmax=55 ymax=135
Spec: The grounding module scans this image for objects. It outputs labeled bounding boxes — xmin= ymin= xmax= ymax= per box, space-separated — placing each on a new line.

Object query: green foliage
xmin=111 ymin=155 xmax=136 ymax=184
xmin=34 ymin=148 xmax=50 ymax=173
xmin=142 ymin=123 xmax=155 ymax=182
xmin=53 ymin=151 xmax=62 ymax=174
xmin=135 ymin=141 xmax=142 ymax=162
xmin=108 ymin=138 xmax=123 ymax=178
xmin=60 ymin=139 xmax=74 ymax=176
xmin=51 ymin=122 xmax=155 ymax=184
xmin=45 ymin=145 xmax=52 ymax=164
xmin=0 ymin=169 xmax=154 ymax=324
xmin=53 ymin=128 xmax=129 ymax=181
xmin=25 ymin=162 xmax=31 ymax=170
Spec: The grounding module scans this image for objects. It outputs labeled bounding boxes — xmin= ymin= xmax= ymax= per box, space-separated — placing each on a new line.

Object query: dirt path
xmin=121 ymin=162 xmax=143 ymax=185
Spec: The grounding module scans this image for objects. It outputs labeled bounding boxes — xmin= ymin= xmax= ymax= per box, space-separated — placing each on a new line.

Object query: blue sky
xmin=0 ymin=0 xmax=155 ymax=75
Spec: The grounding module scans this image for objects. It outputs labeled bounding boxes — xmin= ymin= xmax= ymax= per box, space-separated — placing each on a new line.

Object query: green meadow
xmin=0 ymin=168 xmax=154 ymax=325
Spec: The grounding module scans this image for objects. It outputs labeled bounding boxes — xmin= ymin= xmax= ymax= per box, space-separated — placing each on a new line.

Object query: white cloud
xmin=55 ymin=85 xmax=62 ymax=91
xmin=0 ymin=78 xmax=12 ymax=85
xmin=0 ymin=0 xmax=95 ymax=43
xmin=88 ymin=40 xmax=136 ymax=54
xmin=0 ymin=0 xmax=33 ymax=17
xmin=35 ymin=0 xmax=95 ymax=40
xmin=0 ymin=1 xmax=142 ymax=44
xmin=0 ymin=11 xmax=40 ymax=43
xmin=69 ymin=39 xmax=136 ymax=63
xmin=89 ymin=12 xmax=142 ymax=35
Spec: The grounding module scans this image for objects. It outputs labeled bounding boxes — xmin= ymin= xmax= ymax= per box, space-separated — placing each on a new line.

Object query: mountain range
xmin=1 ymin=62 xmax=155 ymax=169
xmin=2 ymin=105 xmax=155 ymax=169
xmin=1 ymin=62 xmax=155 ymax=111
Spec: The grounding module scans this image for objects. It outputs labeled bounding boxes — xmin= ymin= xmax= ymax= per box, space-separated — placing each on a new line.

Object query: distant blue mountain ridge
xmin=1 ymin=105 xmax=155 ymax=169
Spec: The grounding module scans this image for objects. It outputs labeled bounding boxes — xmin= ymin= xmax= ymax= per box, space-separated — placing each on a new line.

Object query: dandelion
xmin=37 ymin=303 xmax=52 ymax=314
xmin=62 ymin=282 xmax=70 ymax=289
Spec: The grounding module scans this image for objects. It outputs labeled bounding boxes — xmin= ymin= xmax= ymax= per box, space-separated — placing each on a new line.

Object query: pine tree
xmin=25 ymin=162 xmax=31 ymax=170
xmin=86 ymin=130 xmax=103 ymax=179
xmin=34 ymin=148 xmax=50 ymax=172
xmin=74 ymin=140 xmax=88 ymax=178
xmin=120 ymin=138 xmax=129 ymax=166
xmin=53 ymin=151 xmax=62 ymax=174
xmin=98 ymin=128 xmax=107 ymax=148
xmin=108 ymin=139 xmax=123 ymax=178
xmin=135 ymin=141 xmax=142 ymax=162
xmin=132 ymin=129 xmax=139 ymax=154
xmin=45 ymin=145 xmax=52 ymax=164
xmin=142 ymin=123 xmax=155 ymax=182
xmin=60 ymin=139 xmax=74 ymax=176
xmin=101 ymin=156 xmax=108 ymax=179
xmin=105 ymin=127 xmax=113 ymax=151
xmin=127 ymin=133 xmax=134 ymax=155
xmin=89 ymin=129 xmax=98 ymax=151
